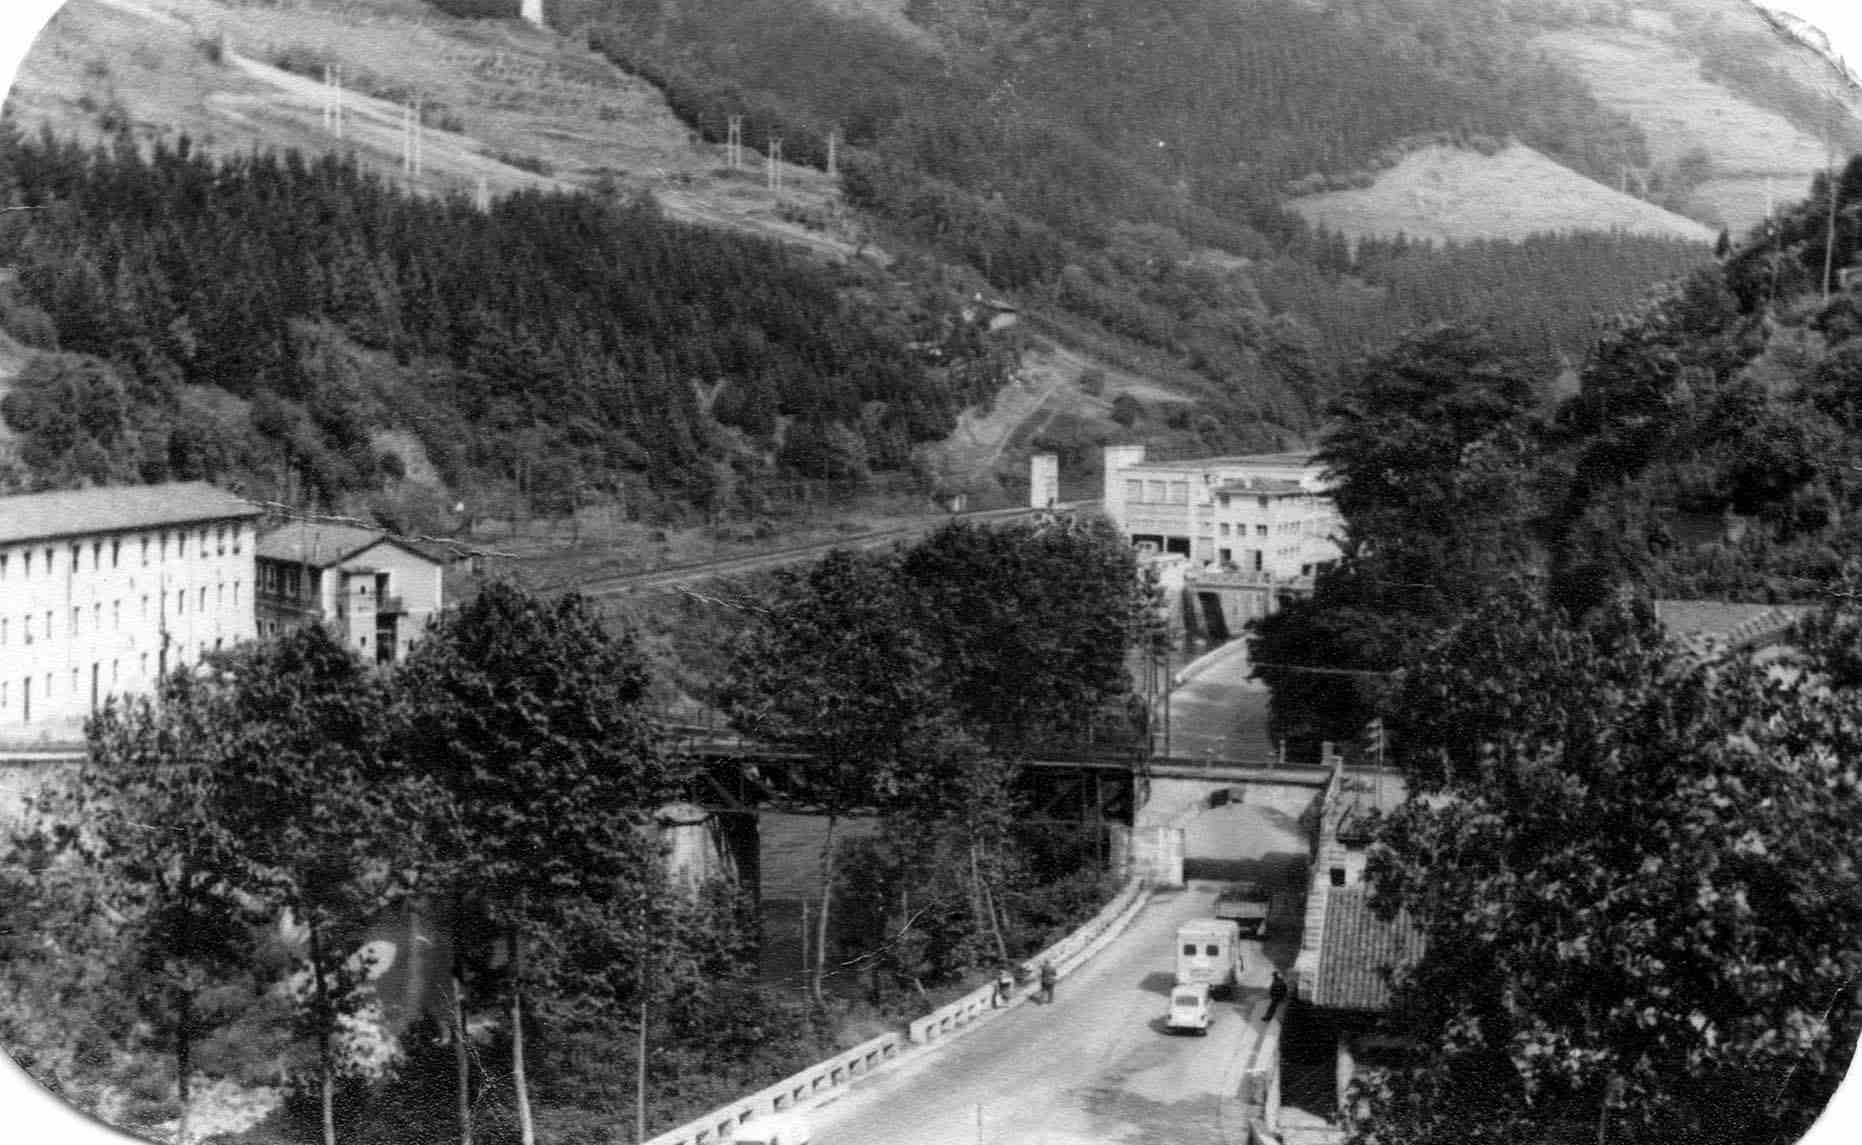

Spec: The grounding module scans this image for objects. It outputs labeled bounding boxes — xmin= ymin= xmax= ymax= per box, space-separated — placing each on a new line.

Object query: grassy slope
xmin=6 ymin=0 xmax=859 ymax=259
xmin=1292 ymin=142 xmax=1717 ymax=245
xmin=1534 ymin=6 xmax=1860 ymax=233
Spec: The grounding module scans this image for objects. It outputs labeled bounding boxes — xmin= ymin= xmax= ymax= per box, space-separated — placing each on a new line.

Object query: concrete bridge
xmin=639 ymin=635 xmax=1368 ymax=1144
xmin=647 ymin=755 xmax=1340 ymax=1145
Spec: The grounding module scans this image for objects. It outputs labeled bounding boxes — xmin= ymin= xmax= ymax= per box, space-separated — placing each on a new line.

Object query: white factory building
xmin=0 ymin=482 xmax=261 ymax=744
xmin=1101 ymin=445 xmax=1343 ymax=577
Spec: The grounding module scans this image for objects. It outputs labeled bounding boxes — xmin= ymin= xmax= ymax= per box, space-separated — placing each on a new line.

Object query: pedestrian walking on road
xmin=1265 ymin=969 xmax=1288 ymax=1022
xmin=1039 ymin=959 xmax=1057 ymax=1004
xmin=994 ymin=965 xmax=1014 ymax=1008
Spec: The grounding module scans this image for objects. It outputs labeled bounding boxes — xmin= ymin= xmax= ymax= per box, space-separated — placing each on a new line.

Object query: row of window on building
xmin=1 ymin=582 xmax=244 ymax=646
xmin=257 ymin=562 xmax=318 ymax=599
xmin=1125 ymin=480 xmax=1191 ymax=505
xmin=0 ymin=524 xmax=246 ymax=582
xmin=1212 ymin=520 xmax=1323 ymax=539
xmin=1 ymin=638 xmax=226 ymax=722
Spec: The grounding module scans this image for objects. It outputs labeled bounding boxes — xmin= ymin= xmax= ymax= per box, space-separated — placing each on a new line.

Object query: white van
xmin=1175 ymin=917 xmax=1242 ymax=997
xmin=733 ymin=1109 xmax=812 ymax=1145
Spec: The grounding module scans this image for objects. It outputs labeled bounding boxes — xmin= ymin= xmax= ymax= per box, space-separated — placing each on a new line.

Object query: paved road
xmin=808 ymin=797 xmax=1306 ymax=1145
xmin=1167 ymin=644 xmax=1277 ymax=764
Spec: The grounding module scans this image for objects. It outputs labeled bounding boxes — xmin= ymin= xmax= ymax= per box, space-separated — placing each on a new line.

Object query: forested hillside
xmin=0 ymin=128 xmax=1016 ymax=514
xmin=0 ymin=0 xmax=1776 ymax=526
xmin=1241 ymin=157 xmax=1862 ymax=1145
xmin=553 ymin=0 xmax=1714 ymax=412
xmin=1254 ymin=156 xmax=1862 ymax=754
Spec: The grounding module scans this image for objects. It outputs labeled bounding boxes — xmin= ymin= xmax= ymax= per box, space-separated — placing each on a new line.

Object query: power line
xmin=243 ymin=498 xmax=525 ymax=560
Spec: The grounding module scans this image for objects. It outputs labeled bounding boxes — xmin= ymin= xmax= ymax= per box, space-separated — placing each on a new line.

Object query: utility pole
xmin=635 ymin=894 xmax=650 ymax=1145
xmin=1154 ymin=644 xmax=1169 ymax=763
xmin=800 ymin=898 xmax=811 ymax=991
xmin=1823 ymin=92 xmax=1840 ymax=303
xmin=331 ymin=66 xmax=345 ymax=139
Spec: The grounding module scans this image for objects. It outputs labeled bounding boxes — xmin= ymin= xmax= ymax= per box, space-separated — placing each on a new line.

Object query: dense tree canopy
xmin=1356 ymin=588 xmax=1862 ymax=1145
xmin=394 ymin=581 xmax=680 ymax=1143
xmin=1239 ymin=164 xmax=1862 ymax=1144
xmin=0 ymin=128 xmax=1007 ymax=509
xmin=211 ymin=626 xmax=427 ymax=1145
xmin=1251 ymin=323 xmax=1544 ymax=752
xmin=900 ymin=515 xmax=1155 ymax=753
xmin=722 ymin=516 xmax=1150 ymax=1002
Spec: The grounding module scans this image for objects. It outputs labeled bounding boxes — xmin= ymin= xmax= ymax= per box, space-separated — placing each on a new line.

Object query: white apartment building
xmin=255 ymin=523 xmax=445 ymax=665
xmin=1102 ymin=445 xmax=1343 ymax=576
xmin=0 ymin=482 xmax=260 ymax=743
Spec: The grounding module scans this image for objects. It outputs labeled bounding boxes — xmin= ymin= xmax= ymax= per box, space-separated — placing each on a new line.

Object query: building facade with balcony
xmin=1102 ymin=445 xmax=1343 ymax=576
xmin=254 ymin=523 xmax=443 ymax=664
xmin=0 ymin=482 xmax=260 ymax=744
xmin=1103 ymin=446 xmax=1343 ymax=633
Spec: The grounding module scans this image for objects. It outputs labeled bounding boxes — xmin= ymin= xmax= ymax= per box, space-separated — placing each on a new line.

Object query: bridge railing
xmin=644 ymin=876 xmax=1152 ymax=1143
xmin=910 ymin=875 xmax=1150 ymax=1044
xmin=640 ymin=1031 xmax=908 ymax=1145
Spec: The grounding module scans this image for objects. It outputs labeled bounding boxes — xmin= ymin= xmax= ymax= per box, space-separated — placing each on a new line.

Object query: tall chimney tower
xmin=1029 ymin=453 xmax=1059 ymax=510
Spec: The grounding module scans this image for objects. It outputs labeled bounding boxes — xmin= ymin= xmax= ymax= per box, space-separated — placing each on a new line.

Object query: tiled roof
xmin=256 ymin=523 xmax=394 ymax=567
xmin=0 ymin=482 xmax=258 ymax=545
xmin=1313 ymin=887 xmax=1425 ymax=1012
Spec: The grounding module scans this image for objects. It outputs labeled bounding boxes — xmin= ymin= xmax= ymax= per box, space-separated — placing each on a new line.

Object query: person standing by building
xmin=994 ymin=965 xmax=1015 ymax=1008
xmin=1265 ymin=969 xmax=1289 ymax=1021
xmin=1039 ymin=959 xmax=1057 ymax=1004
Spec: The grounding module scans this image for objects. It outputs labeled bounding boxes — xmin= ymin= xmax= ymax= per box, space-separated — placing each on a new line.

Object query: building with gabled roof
xmin=1287 ymin=764 xmax=1421 ymax=1123
xmin=1311 ymin=888 xmax=1425 ymax=1014
xmin=255 ymin=522 xmax=445 ymax=665
xmin=0 ymin=482 xmax=261 ymax=744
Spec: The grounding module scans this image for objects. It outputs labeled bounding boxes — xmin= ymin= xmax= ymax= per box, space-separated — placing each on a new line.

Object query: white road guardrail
xmin=644 ymin=876 xmax=1152 ymax=1145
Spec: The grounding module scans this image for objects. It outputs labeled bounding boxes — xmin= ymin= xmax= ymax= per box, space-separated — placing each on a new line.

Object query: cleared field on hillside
xmin=1291 ymin=143 xmax=1716 ymax=246
xmin=1534 ymin=22 xmax=1854 ymax=232
xmin=6 ymin=0 xmax=854 ymax=255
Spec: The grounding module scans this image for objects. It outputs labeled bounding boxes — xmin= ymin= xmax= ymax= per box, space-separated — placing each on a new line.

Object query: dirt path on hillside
xmin=919 ymin=341 xmax=1190 ymax=489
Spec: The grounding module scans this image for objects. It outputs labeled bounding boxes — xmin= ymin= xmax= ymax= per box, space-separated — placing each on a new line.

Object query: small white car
xmin=1166 ymin=981 xmax=1214 ymax=1035
xmin=733 ymin=1110 xmax=812 ymax=1145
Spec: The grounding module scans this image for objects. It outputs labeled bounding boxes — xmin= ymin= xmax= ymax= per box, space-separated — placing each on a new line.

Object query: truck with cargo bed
xmin=1214 ymin=881 xmax=1271 ymax=937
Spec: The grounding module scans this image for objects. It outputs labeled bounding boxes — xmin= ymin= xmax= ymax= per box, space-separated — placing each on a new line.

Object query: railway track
xmin=581 ymin=500 xmax=1095 ymax=600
